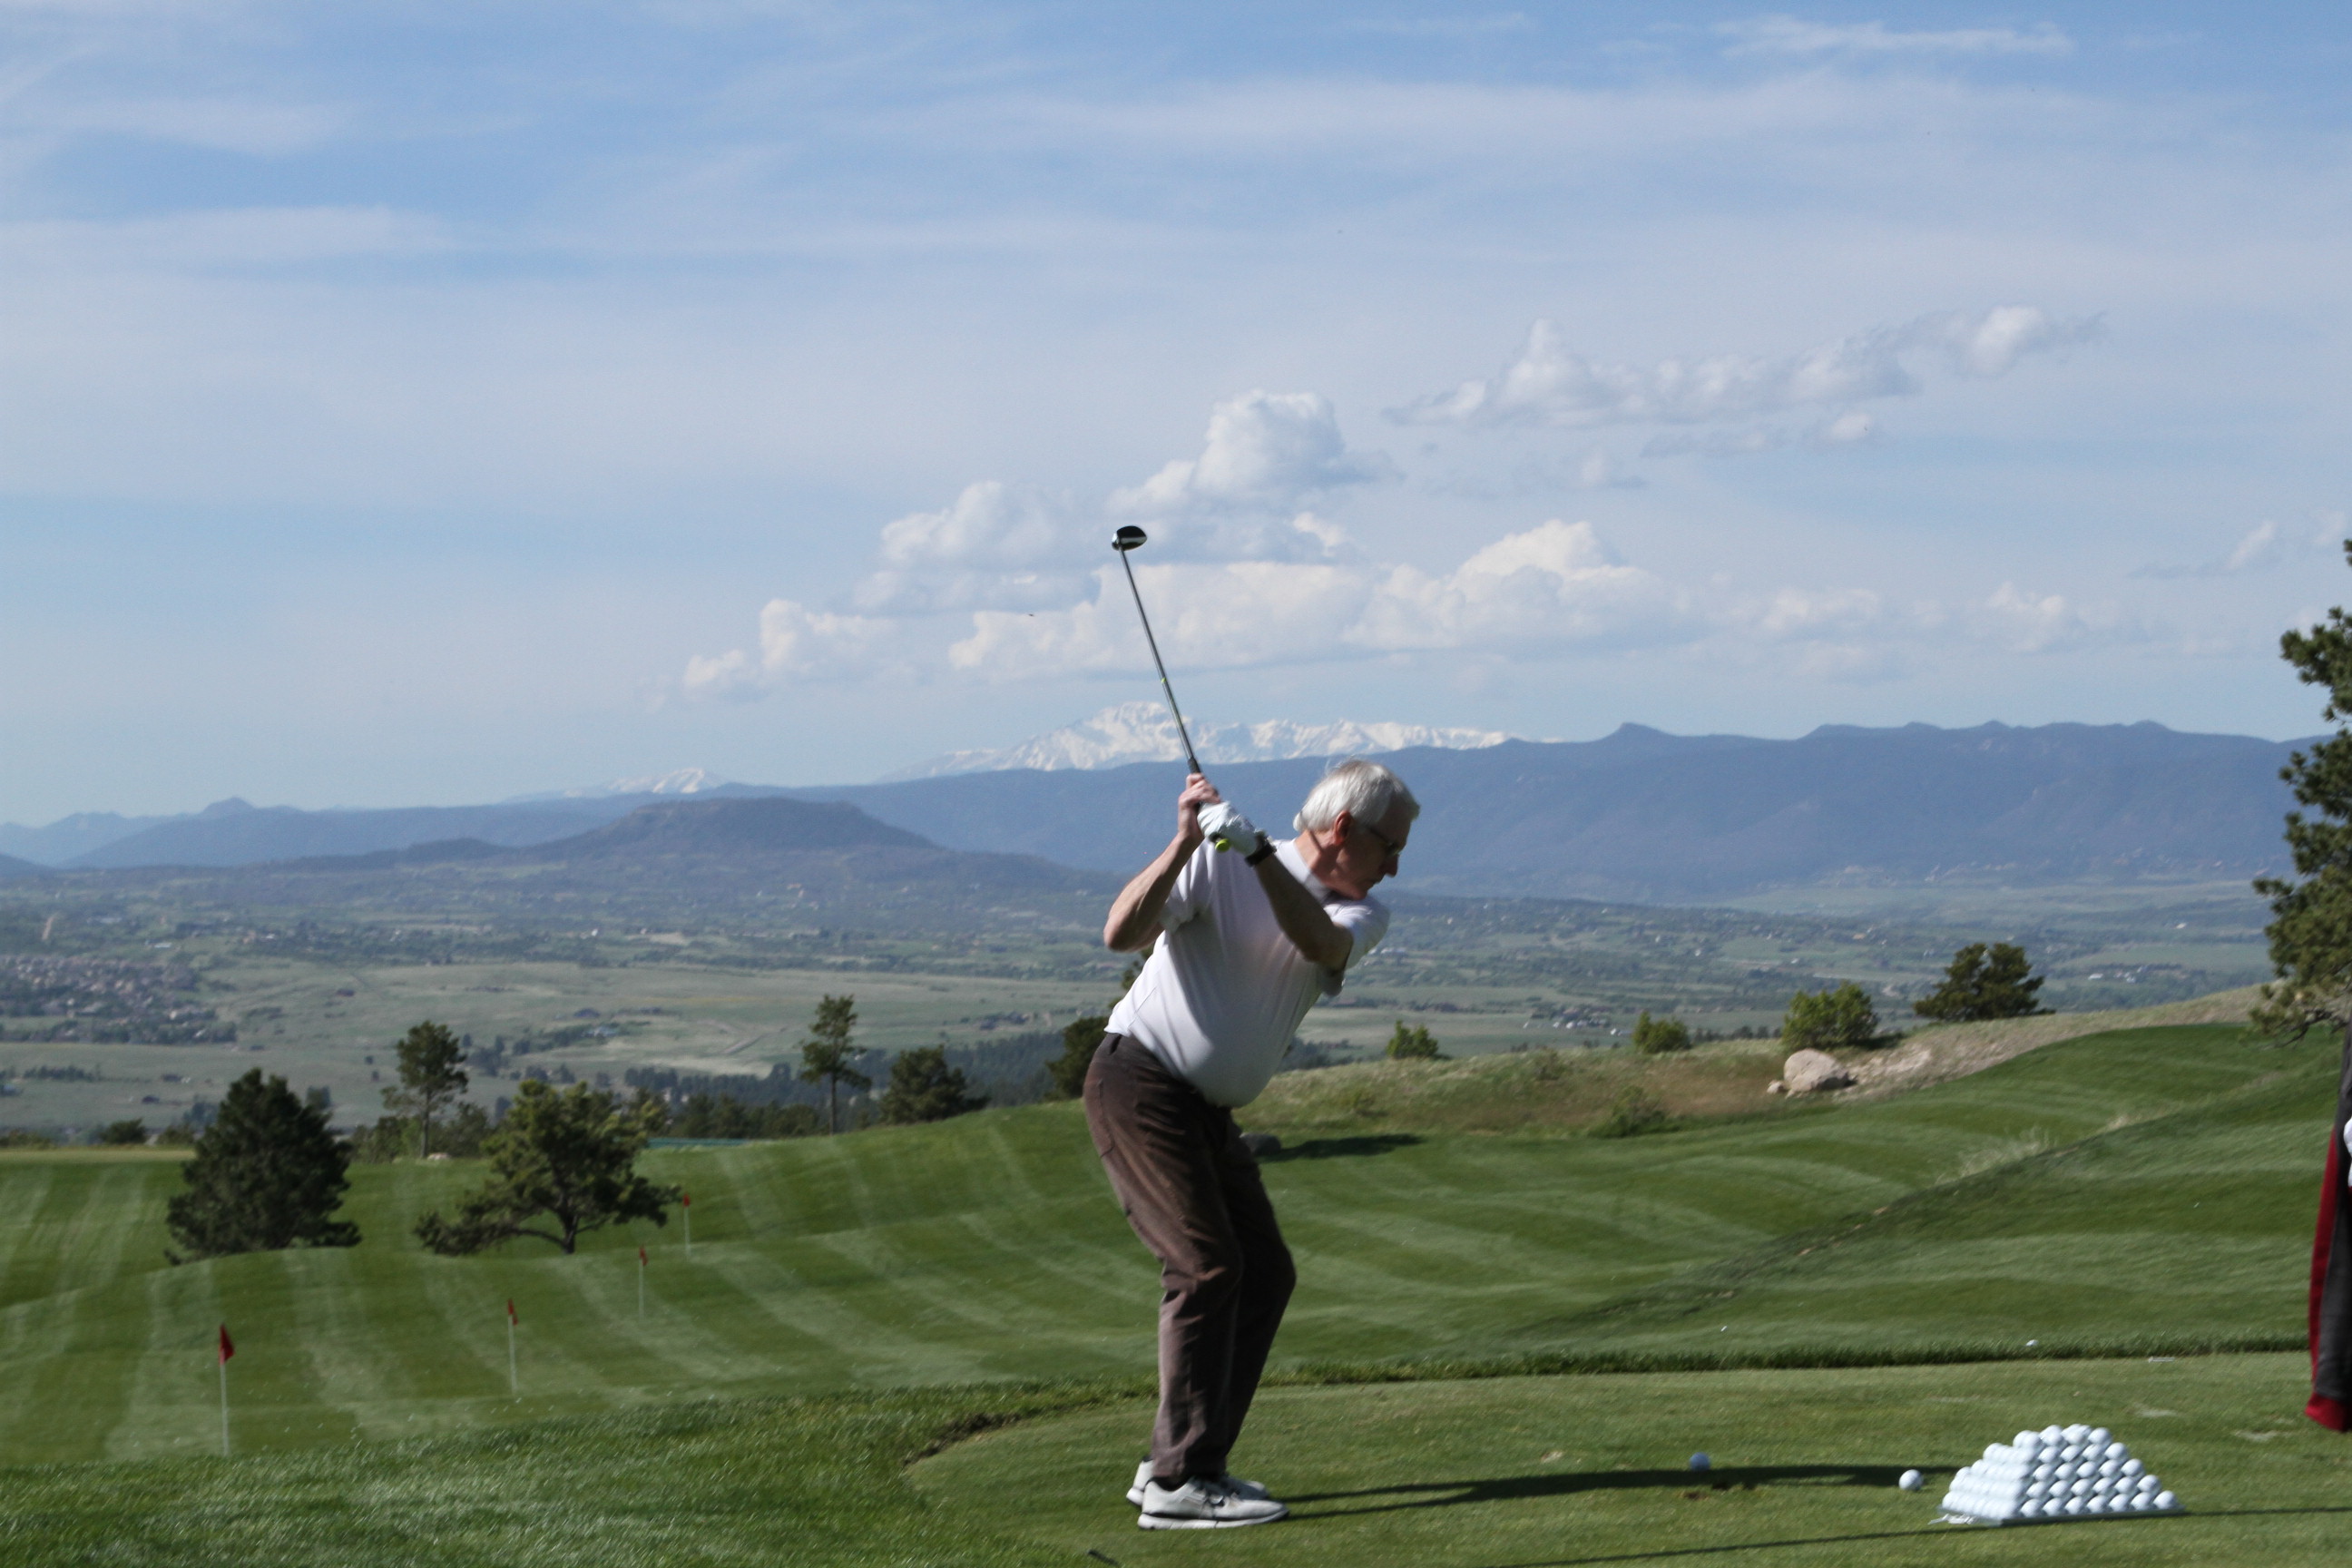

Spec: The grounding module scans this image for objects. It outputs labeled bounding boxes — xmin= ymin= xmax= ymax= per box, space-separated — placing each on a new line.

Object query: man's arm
xmin=1253 ymin=850 xmax=1353 ymax=971
xmin=1103 ymin=774 xmax=1220 ymax=952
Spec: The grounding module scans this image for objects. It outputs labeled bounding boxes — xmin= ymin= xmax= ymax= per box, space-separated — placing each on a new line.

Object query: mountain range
xmin=0 ymin=720 xmax=2308 ymax=905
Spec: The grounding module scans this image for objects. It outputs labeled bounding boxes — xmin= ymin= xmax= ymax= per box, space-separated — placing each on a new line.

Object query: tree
xmin=1782 ymin=982 xmax=1879 ymax=1052
xmin=1914 ymin=942 xmax=2048 ymax=1022
xmin=414 ymin=1082 xmax=675 ymax=1256
xmin=1048 ymin=1014 xmax=1109 ymax=1100
xmin=2256 ymin=543 xmax=2352 ymax=1037
xmin=1386 ymin=1021 xmax=1446 ymax=1060
xmin=798 ymin=995 xmax=869 ymax=1133
xmin=1632 ymin=1011 xmax=1693 ymax=1054
xmin=879 ymin=1045 xmax=987 ymax=1124
xmin=166 ymin=1069 xmax=358 ymax=1261
xmin=383 ymin=1021 xmax=469 ymax=1157
xmin=95 ymin=1118 xmax=148 ymax=1146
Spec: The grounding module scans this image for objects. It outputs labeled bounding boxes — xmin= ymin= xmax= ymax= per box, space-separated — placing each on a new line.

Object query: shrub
xmin=1387 ymin=1022 xmax=1446 ymax=1061
xmin=671 ymin=1094 xmax=821 ymax=1140
xmin=94 ymin=1118 xmax=148 ymax=1146
xmin=1783 ymin=982 xmax=1880 ymax=1052
xmin=1589 ymin=1087 xmax=1674 ymax=1139
xmin=1632 ymin=1011 xmax=1693 ymax=1054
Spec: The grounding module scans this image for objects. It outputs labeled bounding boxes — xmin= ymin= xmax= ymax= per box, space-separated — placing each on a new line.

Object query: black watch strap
xmin=1245 ymin=833 xmax=1278 ymax=866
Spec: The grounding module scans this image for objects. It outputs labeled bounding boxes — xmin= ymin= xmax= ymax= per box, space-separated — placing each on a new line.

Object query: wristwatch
xmin=1245 ymin=833 xmax=1278 ymax=866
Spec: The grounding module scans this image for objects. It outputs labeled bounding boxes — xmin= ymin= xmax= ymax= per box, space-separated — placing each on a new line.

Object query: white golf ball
xmin=1898 ymin=1469 xmax=1922 ymax=1491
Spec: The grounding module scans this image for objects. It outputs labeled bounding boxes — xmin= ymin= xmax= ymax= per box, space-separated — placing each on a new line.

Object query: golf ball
xmin=1898 ymin=1469 xmax=1923 ymax=1491
xmin=1689 ymin=1452 xmax=1710 ymax=1472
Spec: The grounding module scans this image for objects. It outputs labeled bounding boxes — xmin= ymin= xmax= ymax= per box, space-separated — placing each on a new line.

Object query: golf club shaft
xmin=1116 ymin=550 xmax=1203 ymax=775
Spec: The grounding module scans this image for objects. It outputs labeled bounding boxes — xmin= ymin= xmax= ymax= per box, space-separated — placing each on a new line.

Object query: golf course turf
xmin=0 ymin=1018 xmax=2343 ymax=1563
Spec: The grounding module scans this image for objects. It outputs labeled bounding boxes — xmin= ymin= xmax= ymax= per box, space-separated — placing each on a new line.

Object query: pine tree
xmin=2256 ymin=542 xmax=2352 ymax=1037
xmin=166 ymin=1069 xmax=358 ymax=1261
xmin=1913 ymin=943 xmax=2048 ymax=1022
xmin=414 ymin=1083 xmax=674 ymax=1255
xmin=879 ymin=1045 xmax=987 ymax=1124
xmin=382 ymin=1020 xmax=469 ymax=1157
xmin=797 ymin=995 xmax=870 ymax=1133
xmin=1048 ymin=1014 xmax=1109 ymax=1100
xmin=1386 ymin=1021 xmax=1446 ymax=1060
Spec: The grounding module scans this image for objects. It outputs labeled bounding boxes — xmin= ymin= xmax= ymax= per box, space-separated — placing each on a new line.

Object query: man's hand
xmin=1197 ymin=800 xmax=1260 ymax=853
xmin=1175 ymin=773 xmax=1222 ymax=847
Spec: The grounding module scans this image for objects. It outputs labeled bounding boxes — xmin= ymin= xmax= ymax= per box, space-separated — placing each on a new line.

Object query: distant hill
xmin=528 ymin=797 xmax=929 ymax=858
xmin=793 ymin=720 xmax=2308 ymax=902
xmin=64 ymin=789 xmax=787 ymax=870
xmin=0 ymin=853 xmax=44 ymax=880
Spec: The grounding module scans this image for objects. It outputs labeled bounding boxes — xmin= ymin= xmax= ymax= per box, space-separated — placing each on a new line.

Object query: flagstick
xmin=637 ymin=1246 xmax=647 ymax=1318
xmin=218 ymin=1354 xmax=230 ymax=1458
xmin=505 ymin=1300 xmax=518 ymax=1399
xmin=682 ymin=1191 xmax=692 ymax=1259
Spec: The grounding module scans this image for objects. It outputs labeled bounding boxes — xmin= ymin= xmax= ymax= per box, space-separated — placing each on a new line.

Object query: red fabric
xmin=218 ymin=1324 xmax=234 ymax=1364
xmin=2308 ymin=1395 xmax=2349 ymax=1433
xmin=682 ymin=1191 xmax=691 ymax=1208
xmin=506 ymin=1298 xmax=517 ymax=1326
xmin=639 ymin=1246 xmax=648 ymax=1266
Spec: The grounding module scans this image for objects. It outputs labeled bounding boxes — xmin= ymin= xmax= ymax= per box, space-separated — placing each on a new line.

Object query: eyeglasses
xmin=1355 ymin=819 xmax=1405 ymax=859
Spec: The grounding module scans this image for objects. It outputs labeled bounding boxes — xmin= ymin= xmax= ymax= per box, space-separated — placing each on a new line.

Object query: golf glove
xmin=1196 ymin=801 xmax=1259 ymax=853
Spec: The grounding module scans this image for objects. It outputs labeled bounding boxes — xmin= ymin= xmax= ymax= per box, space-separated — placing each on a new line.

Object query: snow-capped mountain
xmin=880 ymin=703 xmax=1519 ymax=780
xmin=506 ymin=769 xmax=732 ymax=802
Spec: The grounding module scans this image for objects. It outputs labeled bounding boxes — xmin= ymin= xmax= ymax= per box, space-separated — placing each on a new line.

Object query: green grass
xmin=0 ymin=1024 xmax=2327 ymax=1467
xmin=0 ymin=1020 xmax=2338 ymax=1562
xmin=915 ymin=1354 xmax=2352 ymax=1567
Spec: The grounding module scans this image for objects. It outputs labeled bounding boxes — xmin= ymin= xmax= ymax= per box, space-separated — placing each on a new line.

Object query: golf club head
xmin=1112 ymin=525 xmax=1148 ymax=553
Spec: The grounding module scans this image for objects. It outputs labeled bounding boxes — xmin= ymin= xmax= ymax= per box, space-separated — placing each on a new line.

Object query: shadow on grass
xmin=1291 ymin=1464 xmax=1906 ymax=1517
xmin=1261 ymin=1134 xmax=1423 ymax=1162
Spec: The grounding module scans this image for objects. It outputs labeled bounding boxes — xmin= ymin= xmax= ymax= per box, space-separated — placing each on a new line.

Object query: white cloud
xmin=947 ymin=518 xmax=1689 ymax=681
xmin=1974 ymin=582 xmax=2132 ymax=653
xmin=2131 ymin=517 xmax=2338 ymax=580
xmin=1391 ymin=307 xmax=2102 ymax=433
xmin=1112 ymin=390 xmax=1390 ymax=516
xmin=683 ymin=598 xmax=897 ymax=696
xmin=1718 ymin=16 xmax=2073 ymax=58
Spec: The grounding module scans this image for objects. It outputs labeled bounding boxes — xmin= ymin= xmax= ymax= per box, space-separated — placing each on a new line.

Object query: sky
xmin=4 ymin=1 xmax=2349 ymax=821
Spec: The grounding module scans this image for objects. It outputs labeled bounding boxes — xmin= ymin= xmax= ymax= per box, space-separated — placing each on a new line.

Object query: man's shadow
xmin=1259 ymin=1133 xmax=1422 ymax=1161
xmin=1287 ymin=1464 xmax=1905 ymax=1519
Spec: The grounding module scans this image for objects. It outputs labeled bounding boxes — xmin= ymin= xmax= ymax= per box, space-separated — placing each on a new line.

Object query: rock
xmin=1782 ymin=1049 xmax=1854 ymax=1093
xmin=1239 ymin=1131 xmax=1283 ymax=1159
xmin=1765 ymin=1080 xmax=1788 ymax=1096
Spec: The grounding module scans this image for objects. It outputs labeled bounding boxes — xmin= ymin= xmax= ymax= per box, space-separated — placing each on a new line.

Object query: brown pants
xmin=1083 ymin=1034 xmax=1296 ymax=1485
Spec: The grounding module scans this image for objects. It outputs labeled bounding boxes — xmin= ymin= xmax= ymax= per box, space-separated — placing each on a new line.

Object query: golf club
xmin=1111 ymin=525 xmax=1204 ymax=775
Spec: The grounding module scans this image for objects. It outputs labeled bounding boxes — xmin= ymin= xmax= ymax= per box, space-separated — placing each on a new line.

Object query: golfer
xmin=1087 ymin=756 xmax=1418 ymax=1529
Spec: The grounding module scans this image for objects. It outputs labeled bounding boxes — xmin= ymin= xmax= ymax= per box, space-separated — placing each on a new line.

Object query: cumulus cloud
xmin=1112 ymin=390 xmax=1390 ymax=516
xmin=1390 ymin=307 xmax=2102 ymax=434
xmin=947 ymin=518 xmax=1689 ymax=681
xmin=1972 ymin=582 xmax=2136 ymax=653
xmin=1717 ymin=16 xmax=2073 ymax=58
xmin=682 ymin=599 xmax=898 ymax=696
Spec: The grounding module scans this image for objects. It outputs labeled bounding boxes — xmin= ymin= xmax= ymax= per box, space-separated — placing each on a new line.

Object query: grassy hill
xmin=0 ymin=1018 xmax=2328 ymax=1473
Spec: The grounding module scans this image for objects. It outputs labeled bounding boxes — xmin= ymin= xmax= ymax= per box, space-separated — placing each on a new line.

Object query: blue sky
xmin=3 ymin=2 xmax=2347 ymax=819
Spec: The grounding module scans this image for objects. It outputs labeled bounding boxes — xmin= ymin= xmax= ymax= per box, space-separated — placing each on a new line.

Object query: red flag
xmin=218 ymin=1324 xmax=234 ymax=1364
xmin=638 ymin=1245 xmax=648 ymax=1266
xmin=681 ymin=1190 xmax=691 ymax=1208
xmin=505 ymin=1298 xmax=517 ymax=1328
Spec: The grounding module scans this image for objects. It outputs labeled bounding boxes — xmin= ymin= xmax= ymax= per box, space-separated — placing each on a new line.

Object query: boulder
xmin=1765 ymin=1080 xmax=1789 ymax=1096
xmin=1782 ymin=1049 xmax=1854 ymax=1093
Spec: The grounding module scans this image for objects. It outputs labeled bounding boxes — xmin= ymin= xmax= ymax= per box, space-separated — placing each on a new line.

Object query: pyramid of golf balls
xmin=1938 ymin=1425 xmax=2180 ymax=1524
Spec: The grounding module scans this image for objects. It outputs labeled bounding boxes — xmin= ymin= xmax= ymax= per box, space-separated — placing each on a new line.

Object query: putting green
xmin=913 ymin=1354 xmax=2351 ymax=1566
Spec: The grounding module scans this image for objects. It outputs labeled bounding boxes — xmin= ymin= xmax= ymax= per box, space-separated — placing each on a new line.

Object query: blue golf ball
xmin=1690 ymin=1452 xmax=1711 ymax=1472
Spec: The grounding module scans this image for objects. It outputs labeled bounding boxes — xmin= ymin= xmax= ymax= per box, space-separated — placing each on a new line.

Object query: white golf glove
xmin=1195 ymin=801 xmax=1260 ymax=853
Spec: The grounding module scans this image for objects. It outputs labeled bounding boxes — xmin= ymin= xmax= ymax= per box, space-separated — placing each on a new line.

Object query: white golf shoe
xmin=1137 ymin=1476 xmax=1288 ymax=1529
xmin=1127 ymin=1460 xmax=1271 ymax=1507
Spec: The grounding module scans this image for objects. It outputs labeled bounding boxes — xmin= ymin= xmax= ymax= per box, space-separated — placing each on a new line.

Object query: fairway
xmin=915 ymin=1355 xmax=2352 ymax=1567
xmin=0 ymin=1024 xmax=2328 ymax=1465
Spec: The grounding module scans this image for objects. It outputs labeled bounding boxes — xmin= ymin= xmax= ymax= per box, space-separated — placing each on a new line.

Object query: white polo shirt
xmin=1106 ymin=838 xmax=1390 ymax=1108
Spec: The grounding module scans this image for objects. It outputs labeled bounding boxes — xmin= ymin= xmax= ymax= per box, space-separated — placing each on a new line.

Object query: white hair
xmin=1294 ymin=758 xmax=1420 ymax=835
